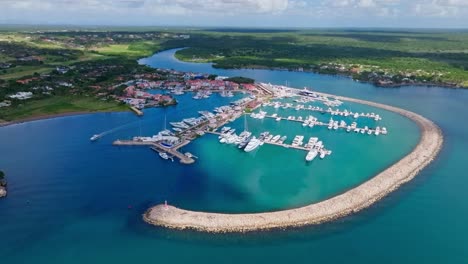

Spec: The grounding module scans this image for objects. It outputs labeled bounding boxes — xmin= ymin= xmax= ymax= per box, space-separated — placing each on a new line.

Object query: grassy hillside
xmin=0 ymin=96 xmax=128 ymax=122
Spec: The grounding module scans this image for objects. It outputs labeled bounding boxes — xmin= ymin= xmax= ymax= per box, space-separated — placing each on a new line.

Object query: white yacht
xmin=225 ymin=134 xmax=238 ymax=144
xmin=271 ymin=135 xmax=281 ymax=143
xmin=170 ymin=122 xmax=189 ymax=129
xmin=159 ymin=152 xmax=169 ymax=160
xmin=244 ymin=137 xmax=262 ymax=152
xmin=306 ymin=149 xmax=318 ymax=162
xmin=279 ymin=136 xmax=287 ymax=144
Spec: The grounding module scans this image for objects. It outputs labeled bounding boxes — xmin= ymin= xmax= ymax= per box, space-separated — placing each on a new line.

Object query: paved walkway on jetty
xmin=113 ymin=140 xmax=195 ymax=164
xmin=143 ymin=93 xmax=444 ymax=233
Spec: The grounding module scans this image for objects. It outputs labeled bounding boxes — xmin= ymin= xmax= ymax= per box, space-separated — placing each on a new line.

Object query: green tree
xmin=0 ymin=170 xmax=5 ymax=187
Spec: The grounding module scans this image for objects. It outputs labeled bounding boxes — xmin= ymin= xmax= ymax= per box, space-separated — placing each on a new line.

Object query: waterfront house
xmin=9 ymin=92 xmax=33 ymax=100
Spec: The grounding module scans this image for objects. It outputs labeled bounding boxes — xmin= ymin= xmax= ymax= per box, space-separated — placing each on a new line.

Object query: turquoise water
xmin=0 ymin=49 xmax=467 ymax=263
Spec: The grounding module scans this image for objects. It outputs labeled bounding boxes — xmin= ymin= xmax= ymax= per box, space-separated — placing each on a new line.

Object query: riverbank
xmin=173 ymin=48 xmax=465 ymax=89
xmin=185 ymin=60 xmax=464 ymax=89
xmin=143 ymin=92 xmax=444 ymax=233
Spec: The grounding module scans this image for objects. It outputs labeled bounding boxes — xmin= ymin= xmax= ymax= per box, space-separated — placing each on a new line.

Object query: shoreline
xmin=174 ymin=55 xmax=464 ymax=89
xmin=143 ymin=92 xmax=444 ymax=233
xmin=0 ymin=110 xmax=130 ymax=128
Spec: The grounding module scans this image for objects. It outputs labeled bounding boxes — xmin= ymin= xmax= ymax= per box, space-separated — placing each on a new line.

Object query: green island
xmin=2 ymin=26 xmax=468 ymax=123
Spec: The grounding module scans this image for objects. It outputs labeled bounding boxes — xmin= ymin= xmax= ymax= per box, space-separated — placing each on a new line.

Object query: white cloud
xmin=0 ymin=0 xmax=289 ymax=14
xmin=357 ymin=0 xmax=376 ymax=8
xmin=0 ymin=0 xmax=468 ymax=27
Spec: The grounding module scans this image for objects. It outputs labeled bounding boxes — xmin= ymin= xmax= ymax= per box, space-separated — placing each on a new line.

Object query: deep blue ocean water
xmin=0 ymin=49 xmax=467 ymax=263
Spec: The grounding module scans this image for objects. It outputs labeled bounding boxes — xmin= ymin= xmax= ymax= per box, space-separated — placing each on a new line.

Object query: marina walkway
xmin=113 ymin=140 xmax=195 ymax=164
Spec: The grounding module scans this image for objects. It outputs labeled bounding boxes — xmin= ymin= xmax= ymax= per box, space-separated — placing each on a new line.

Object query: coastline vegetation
xmin=0 ymin=96 xmax=128 ymax=122
xmin=224 ymin=76 xmax=255 ymax=84
xmin=167 ymin=30 xmax=468 ymax=87
xmin=2 ymin=26 xmax=468 ymax=122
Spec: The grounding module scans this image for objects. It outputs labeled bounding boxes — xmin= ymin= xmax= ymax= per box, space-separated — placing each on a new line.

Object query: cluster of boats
xmin=325 ymin=118 xmax=388 ymax=135
xmin=218 ymin=127 xmax=258 ymax=152
xmin=296 ymin=92 xmax=343 ymax=107
xmin=323 ymin=100 xmax=343 ymax=107
xmin=350 ymin=125 xmax=387 ymax=135
xmin=220 ymin=91 xmax=234 ymax=97
xmin=250 ymin=111 xmax=267 ymax=119
xmin=294 ymin=97 xmax=316 ymax=104
xmin=262 ymin=101 xmax=381 ymax=121
xmin=169 ymin=111 xmax=217 ymax=133
xmin=216 ymin=126 xmax=332 ymax=161
xmin=329 ymin=109 xmax=382 ymax=121
xmin=302 ymin=116 xmax=319 ymax=127
xmin=304 ymin=137 xmax=331 ymax=161
xmin=171 ymin=88 xmax=185 ymax=95
xmin=193 ymin=91 xmax=211 ymax=99
xmin=218 ymin=128 xmax=283 ymax=152
xmin=214 ymin=105 xmax=235 ymax=114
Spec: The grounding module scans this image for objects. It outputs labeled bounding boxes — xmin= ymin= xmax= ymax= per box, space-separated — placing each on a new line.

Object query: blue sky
xmin=1 ymin=0 xmax=468 ymax=28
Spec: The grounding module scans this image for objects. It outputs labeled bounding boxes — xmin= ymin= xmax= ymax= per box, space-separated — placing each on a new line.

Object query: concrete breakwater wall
xmin=143 ymin=94 xmax=444 ymax=233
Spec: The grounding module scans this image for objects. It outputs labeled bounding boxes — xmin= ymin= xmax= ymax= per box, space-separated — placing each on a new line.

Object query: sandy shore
xmin=143 ymin=93 xmax=444 ymax=233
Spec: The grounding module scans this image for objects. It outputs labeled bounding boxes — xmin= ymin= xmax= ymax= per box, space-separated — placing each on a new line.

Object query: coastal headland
xmin=143 ymin=91 xmax=444 ymax=233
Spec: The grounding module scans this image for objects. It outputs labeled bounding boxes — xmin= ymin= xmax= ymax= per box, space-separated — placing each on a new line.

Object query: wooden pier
xmin=130 ymin=106 xmax=144 ymax=116
xmin=113 ymin=139 xmax=195 ymax=164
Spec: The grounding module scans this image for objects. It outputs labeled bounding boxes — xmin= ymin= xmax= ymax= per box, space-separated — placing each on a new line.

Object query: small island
xmin=0 ymin=170 xmax=6 ymax=198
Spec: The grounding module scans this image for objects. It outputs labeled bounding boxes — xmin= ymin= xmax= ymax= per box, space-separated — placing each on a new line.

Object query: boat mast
xmin=139 ymin=120 xmax=142 ymax=136
xmin=244 ymin=114 xmax=248 ymax=132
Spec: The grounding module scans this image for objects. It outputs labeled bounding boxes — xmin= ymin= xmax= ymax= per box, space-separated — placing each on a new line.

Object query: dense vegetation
xmin=167 ymin=29 xmax=468 ymax=87
xmin=224 ymin=76 xmax=255 ymax=84
xmin=0 ymin=96 xmax=128 ymax=121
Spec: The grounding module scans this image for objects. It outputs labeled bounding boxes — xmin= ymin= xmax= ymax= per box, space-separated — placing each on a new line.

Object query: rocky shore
xmin=143 ymin=93 xmax=444 ymax=233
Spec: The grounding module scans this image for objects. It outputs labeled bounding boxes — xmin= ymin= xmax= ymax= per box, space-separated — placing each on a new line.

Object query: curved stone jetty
xmin=143 ymin=93 xmax=444 ymax=233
